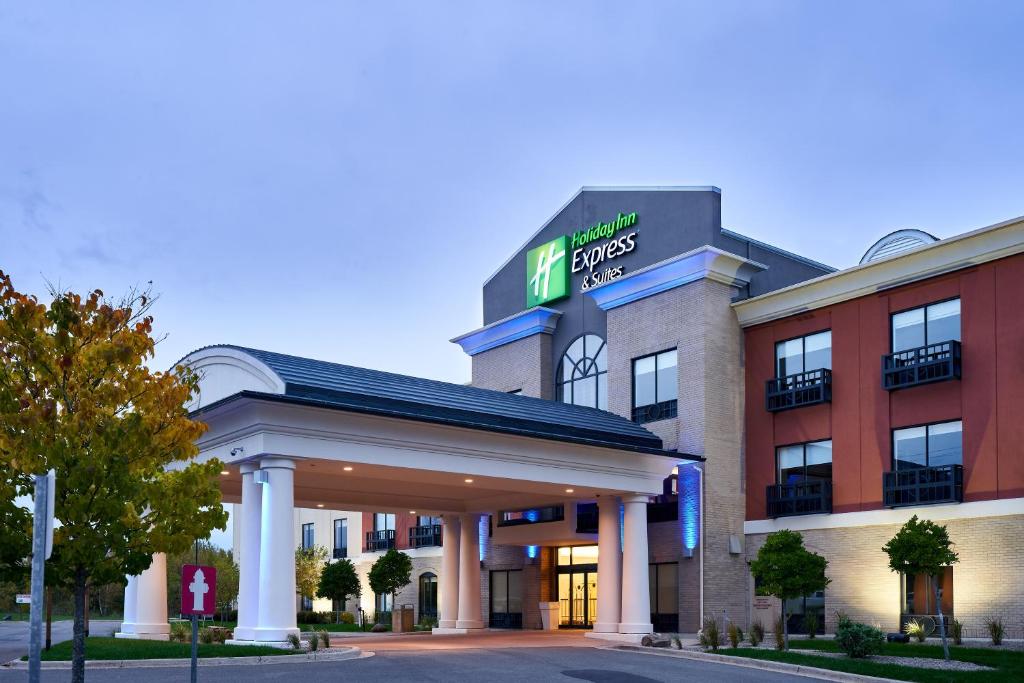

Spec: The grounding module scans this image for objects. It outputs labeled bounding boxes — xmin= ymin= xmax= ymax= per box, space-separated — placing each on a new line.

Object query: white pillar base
xmin=585 ymin=631 xmax=651 ymax=644
xmin=617 ymin=622 xmax=655 ymax=634
xmin=454 ymin=620 xmax=484 ymax=630
xmin=251 ymin=626 xmax=300 ymax=643
xmin=115 ymin=628 xmax=170 ymax=641
xmin=225 ymin=638 xmax=295 ymax=649
xmin=431 ymin=627 xmax=472 ymax=635
xmin=437 ymin=620 xmax=458 ymax=629
xmin=592 ymin=622 xmax=619 ymax=633
xmin=231 ymin=626 xmax=257 ymax=641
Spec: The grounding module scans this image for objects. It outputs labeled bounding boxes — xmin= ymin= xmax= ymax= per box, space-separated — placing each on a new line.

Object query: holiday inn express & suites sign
xmin=526 ymin=211 xmax=639 ymax=306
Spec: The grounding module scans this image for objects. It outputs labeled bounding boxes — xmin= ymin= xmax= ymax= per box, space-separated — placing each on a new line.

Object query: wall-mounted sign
xmin=525 ymin=212 xmax=639 ymax=305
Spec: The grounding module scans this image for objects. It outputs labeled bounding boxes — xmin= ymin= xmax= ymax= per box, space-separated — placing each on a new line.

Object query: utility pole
xmin=28 ymin=470 xmax=55 ymax=683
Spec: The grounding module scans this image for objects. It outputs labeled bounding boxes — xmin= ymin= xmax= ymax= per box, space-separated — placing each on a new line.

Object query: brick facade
xmin=471 ymin=333 xmax=553 ymax=399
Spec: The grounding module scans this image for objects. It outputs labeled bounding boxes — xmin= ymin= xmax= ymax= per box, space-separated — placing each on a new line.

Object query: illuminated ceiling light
xmin=220 ymin=470 xmax=230 ymax=476
xmin=409 ymin=510 xmax=416 ymax=514
xmin=316 ymin=503 xmax=324 ymax=508
xmin=464 ymin=478 xmax=474 ymax=483
xmin=343 ymin=466 xmax=353 ymax=471
xmin=565 ymin=488 xmax=574 ymax=493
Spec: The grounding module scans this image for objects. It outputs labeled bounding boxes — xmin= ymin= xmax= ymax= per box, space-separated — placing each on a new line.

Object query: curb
xmin=3 ymin=646 xmax=369 ymax=669
xmin=612 ymin=646 xmax=901 ymax=683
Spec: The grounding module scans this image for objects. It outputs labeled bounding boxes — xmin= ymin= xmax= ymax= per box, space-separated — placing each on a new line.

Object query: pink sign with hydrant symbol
xmin=180 ymin=564 xmax=217 ymax=616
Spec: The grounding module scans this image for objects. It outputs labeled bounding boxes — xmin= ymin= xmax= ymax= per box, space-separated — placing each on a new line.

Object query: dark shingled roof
xmin=191 ymin=345 xmax=689 ymax=458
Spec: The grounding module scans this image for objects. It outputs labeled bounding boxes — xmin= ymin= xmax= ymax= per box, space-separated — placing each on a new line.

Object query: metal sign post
xmin=28 ymin=470 xmax=55 ymax=683
xmin=180 ymin=563 xmax=217 ymax=683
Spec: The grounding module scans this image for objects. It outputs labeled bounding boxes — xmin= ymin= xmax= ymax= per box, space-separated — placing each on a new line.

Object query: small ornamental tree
xmin=317 ymin=559 xmax=361 ymax=622
xmin=748 ymin=530 xmax=830 ymax=651
xmin=295 ymin=545 xmax=329 ymax=604
xmin=882 ymin=516 xmax=959 ymax=661
xmin=0 ymin=274 xmax=227 ymax=683
xmin=368 ymin=549 xmax=412 ymax=618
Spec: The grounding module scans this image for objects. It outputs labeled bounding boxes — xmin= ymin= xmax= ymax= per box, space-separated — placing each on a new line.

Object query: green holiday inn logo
xmin=526 ymin=235 xmax=569 ymax=307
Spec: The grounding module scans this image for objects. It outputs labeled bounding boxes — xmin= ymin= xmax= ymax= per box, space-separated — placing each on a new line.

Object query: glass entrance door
xmin=557 ymin=545 xmax=599 ymax=628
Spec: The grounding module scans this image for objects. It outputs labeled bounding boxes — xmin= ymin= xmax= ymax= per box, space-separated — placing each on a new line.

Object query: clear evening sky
xmin=3 ymin=1 xmax=1023 ymax=388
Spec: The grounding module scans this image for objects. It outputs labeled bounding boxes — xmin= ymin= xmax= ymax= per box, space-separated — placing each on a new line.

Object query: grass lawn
xmin=34 ymin=637 xmax=298 ymax=661
xmin=714 ymin=640 xmax=1023 ymax=683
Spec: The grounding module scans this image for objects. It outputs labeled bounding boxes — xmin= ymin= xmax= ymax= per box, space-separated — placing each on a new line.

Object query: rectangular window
xmin=498 ymin=505 xmax=564 ymax=527
xmin=632 ymin=349 xmax=678 ymax=423
xmin=301 ymin=522 xmax=314 ymax=550
xmin=893 ymin=421 xmax=963 ymax=470
xmin=776 ymin=440 xmax=833 ymax=485
xmin=374 ymin=513 xmax=396 ymax=532
xmin=775 ymin=331 xmax=831 ymax=377
xmin=892 ymin=298 xmax=960 ymax=352
xmin=333 ymin=519 xmax=347 ymax=558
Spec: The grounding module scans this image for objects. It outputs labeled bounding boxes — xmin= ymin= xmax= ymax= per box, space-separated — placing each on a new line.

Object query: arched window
xmin=556 ymin=334 xmax=608 ymax=410
xmin=418 ymin=572 xmax=438 ymax=621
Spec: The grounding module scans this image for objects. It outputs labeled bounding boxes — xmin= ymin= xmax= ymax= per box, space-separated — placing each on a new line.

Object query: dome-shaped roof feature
xmin=860 ymin=229 xmax=939 ymax=264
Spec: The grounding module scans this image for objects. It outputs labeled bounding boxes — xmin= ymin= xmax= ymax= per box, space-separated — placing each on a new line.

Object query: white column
xmin=114 ymin=575 xmax=139 ymax=638
xmin=231 ymin=463 xmax=263 ymax=642
xmin=594 ymin=496 xmax=622 ymax=632
xmin=252 ymin=457 xmax=300 ymax=643
xmin=133 ymin=553 xmax=170 ymax=640
xmin=436 ymin=514 xmax=461 ymax=630
xmin=619 ymin=495 xmax=653 ymax=634
xmin=455 ymin=513 xmax=483 ymax=630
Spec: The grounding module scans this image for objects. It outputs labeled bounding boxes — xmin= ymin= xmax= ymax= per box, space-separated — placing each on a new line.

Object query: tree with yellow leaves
xmin=0 ymin=272 xmax=227 ymax=683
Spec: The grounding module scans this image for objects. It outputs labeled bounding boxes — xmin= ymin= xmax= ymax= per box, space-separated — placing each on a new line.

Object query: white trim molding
xmin=733 ymin=215 xmax=1024 ymax=328
xmin=744 ymin=497 xmax=1024 ymax=535
xmin=587 ymin=245 xmax=766 ymax=311
xmin=450 ymin=307 xmax=561 ymax=356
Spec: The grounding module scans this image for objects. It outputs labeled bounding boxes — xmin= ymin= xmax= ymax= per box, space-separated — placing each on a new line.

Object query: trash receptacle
xmin=392 ymin=605 xmax=415 ymax=633
xmin=539 ymin=602 xmax=559 ymax=631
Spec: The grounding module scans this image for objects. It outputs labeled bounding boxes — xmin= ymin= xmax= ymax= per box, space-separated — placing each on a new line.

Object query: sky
xmin=2 ymin=2 xmax=1023 ymax=548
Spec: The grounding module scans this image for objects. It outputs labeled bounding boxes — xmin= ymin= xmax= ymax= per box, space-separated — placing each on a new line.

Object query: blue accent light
xmin=479 ymin=516 xmax=488 ymax=561
xmin=680 ymin=463 xmax=701 ymax=551
xmin=524 ymin=509 xmax=539 ymax=523
xmin=526 ymin=545 xmax=538 ymax=559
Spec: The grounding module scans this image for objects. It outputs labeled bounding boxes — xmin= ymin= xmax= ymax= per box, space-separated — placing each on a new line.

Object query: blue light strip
xmin=680 ymin=463 xmax=701 ymax=550
xmin=526 ymin=545 xmax=538 ymax=559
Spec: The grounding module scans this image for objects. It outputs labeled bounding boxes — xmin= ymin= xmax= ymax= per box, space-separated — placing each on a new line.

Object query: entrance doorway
xmin=556 ymin=546 xmax=598 ymax=628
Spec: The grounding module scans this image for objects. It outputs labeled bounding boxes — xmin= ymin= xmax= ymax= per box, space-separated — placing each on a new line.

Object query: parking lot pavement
xmin=0 ymin=620 xmax=118 ymax=666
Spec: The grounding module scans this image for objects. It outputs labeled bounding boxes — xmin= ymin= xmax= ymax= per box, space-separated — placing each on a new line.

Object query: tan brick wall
xmin=607 ymin=278 xmax=749 ymax=632
xmin=745 ymin=514 xmax=1024 ymax=638
xmin=471 ymin=333 xmax=553 ymax=399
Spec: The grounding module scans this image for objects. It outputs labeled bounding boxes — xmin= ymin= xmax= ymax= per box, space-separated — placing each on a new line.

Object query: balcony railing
xmin=632 ymin=399 xmax=678 ymax=424
xmin=766 ymin=368 xmax=832 ymax=412
xmin=883 ymin=465 xmax=963 ymax=507
xmin=882 ymin=340 xmax=961 ymax=391
xmin=766 ymin=480 xmax=833 ymax=518
xmin=408 ymin=524 xmax=443 ymax=548
xmin=365 ymin=529 xmax=396 ymax=552
xmin=332 ymin=547 xmax=348 ymax=559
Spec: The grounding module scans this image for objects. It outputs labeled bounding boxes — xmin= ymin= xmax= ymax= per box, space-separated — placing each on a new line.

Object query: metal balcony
xmin=883 ymin=465 xmax=963 ymax=507
xmin=882 ymin=340 xmax=961 ymax=391
xmin=766 ymin=480 xmax=833 ymax=518
xmin=766 ymin=368 xmax=832 ymax=412
xmin=408 ymin=524 xmax=443 ymax=548
xmin=365 ymin=529 xmax=396 ymax=552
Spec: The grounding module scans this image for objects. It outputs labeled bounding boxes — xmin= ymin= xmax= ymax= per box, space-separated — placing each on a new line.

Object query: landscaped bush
xmin=834 ymin=610 xmax=851 ymax=633
xmin=727 ymin=623 xmax=742 ymax=649
xmin=986 ymin=617 xmax=1004 ymax=645
xmin=699 ymin=616 xmax=721 ymax=651
xmin=339 ymin=611 xmax=355 ymax=625
xmin=212 ymin=610 xmax=237 ymax=622
xmin=950 ymin=618 xmax=963 ymax=645
xmin=170 ymin=622 xmax=190 ymax=643
xmin=835 ymin=621 xmax=885 ymax=658
xmin=317 ymin=629 xmax=330 ymax=648
xmin=905 ymin=619 xmax=929 ymax=643
xmin=286 ymin=633 xmax=302 ymax=650
xmin=307 ymin=633 xmax=319 ymax=652
xmin=803 ymin=612 xmax=819 ymax=639
xmin=774 ymin=616 xmax=785 ymax=650
xmin=749 ymin=620 xmax=764 ymax=646
xmin=370 ymin=623 xmax=388 ymax=633
xmin=198 ymin=628 xmax=214 ymax=644
xmin=296 ymin=610 xmax=333 ymax=625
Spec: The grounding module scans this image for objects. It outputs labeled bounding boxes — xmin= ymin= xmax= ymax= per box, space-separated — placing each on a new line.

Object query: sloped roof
xmin=189 ymin=345 xmax=686 ymax=458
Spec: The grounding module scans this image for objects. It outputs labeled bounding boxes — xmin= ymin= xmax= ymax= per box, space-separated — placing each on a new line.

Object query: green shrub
xmin=307 ymin=633 xmax=319 ymax=651
xmin=169 ymin=622 xmax=190 ymax=643
xmin=198 ymin=628 xmax=214 ymax=645
xmin=339 ymin=611 xmax=355 ymax=625
xmin=835 ymin=622 xmax=885 ymax=658
xmin=418 ymin=616 xmax=438 ymax=629
xmin=317 ymin=629 xmax=330 ymax=648
xmin=803 ymin=612 xmax=819 ymax=639
xmin=286 ymin=633 xmax=302 ymax=650
xmin=774 ymin=615 xmax=785 ymax=650
xmin=986 ymin=618 xmax=1004 ymax=645
xmin=905 ymin=619 xmax=928 ymax=643
xmin=727 ymin=623 xmax=742 ymax=649
xmin=834 ymin=610 xmax=851 ymax=633
xmin=950 ymin=618 xmax=963 ymax=646
xmin=749 ymin=619 xmax=764 ymax=646
xmin=699 ymin=616 xmax=720 ymax=651
xmin=370 ymin=623 xmax=388 ymax=633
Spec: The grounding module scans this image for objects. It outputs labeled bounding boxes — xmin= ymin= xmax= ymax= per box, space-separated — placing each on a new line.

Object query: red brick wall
xmin=744 ymin=253 xmax=1024 ymax=520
